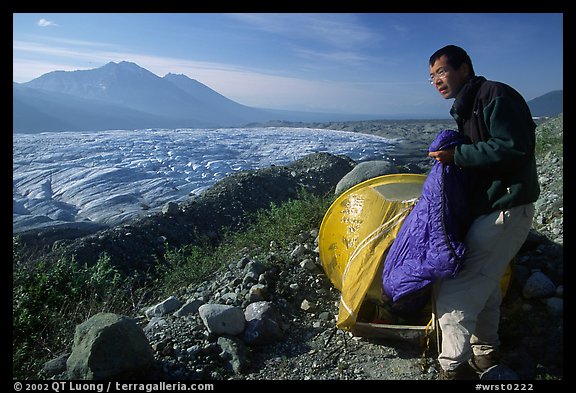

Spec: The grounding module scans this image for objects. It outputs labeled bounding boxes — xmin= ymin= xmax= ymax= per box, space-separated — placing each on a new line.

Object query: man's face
xmin=429 ymin=55 xmax=470 ymax=99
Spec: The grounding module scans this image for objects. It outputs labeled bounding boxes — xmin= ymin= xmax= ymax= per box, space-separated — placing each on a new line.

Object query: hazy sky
xmin=13 ymin=13 xmax=563 ymax=117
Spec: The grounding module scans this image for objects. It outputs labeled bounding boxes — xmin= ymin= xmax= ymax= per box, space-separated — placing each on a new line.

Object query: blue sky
xmin=13 ymin=13 xmax=563 ymax=118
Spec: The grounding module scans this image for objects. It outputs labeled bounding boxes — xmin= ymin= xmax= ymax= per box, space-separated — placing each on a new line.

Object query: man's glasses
xmin=429 ymin=68 xmax=448 ymax=84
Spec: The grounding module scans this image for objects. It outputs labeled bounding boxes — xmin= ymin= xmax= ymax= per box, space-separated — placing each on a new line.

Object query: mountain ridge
xmin=527 ymin=90 xmax=563 ymax=118
xmin=13 ymin=61 xmax=562 ymax=133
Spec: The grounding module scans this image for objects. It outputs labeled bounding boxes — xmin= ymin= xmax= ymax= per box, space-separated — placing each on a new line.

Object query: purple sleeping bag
xmin=381 ymin=129 xmax=472 ymax=313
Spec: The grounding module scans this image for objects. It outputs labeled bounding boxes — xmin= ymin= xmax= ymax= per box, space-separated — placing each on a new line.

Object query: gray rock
xmin=198 ymin=304 xmax=246 ymax=335
xmin=290 ymin=244 xmax=306 ymax=258
xmin=300 ymin=258 xmax=317 ymax=272
xmin=145 ymin=295 xmax=182 ymax=318
xmin=244 ymin=260 xmax=266 ymax=276
xmin=162 ymin=201 xmax=180 ymax=215
xmin=42 ymin=353 xmax=69 ymax=377
xmin=217 ymin=336 xmax=249 ymax=374
xmin=143 ymin=316 xmax=168 ymax=334
xmin=174 ymin=299 xmax=205 ymax=317
xmin=66 ymin=312 xmax=154 ymax=379
xmin=335 ymin=160 xmax=399 ymax=195
xmin=247 ymin=284 xmax=269 ymax=303
xmin=242 ymin=301 xmax=283 ymax=345
xmin=522 ymin=271 xmax=556 ymax=299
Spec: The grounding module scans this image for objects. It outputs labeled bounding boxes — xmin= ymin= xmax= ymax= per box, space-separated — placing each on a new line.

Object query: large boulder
xmin=66 ymin=312 xmax=154 ymax=379
xmin=335 ymin=160 xmax=399 ymax=195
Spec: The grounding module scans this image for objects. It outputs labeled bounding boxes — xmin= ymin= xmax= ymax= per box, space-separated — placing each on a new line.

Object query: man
xmin=427 ymin=45 xmax=540 ymax=380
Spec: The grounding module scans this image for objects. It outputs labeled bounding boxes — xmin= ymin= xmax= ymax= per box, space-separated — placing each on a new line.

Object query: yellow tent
xmin=319 ymin=173 xmax=426 ymax=331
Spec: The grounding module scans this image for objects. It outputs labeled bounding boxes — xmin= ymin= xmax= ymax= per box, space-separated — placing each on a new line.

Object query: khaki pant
xmin=436 ymin=203 xmax=535 ymax=371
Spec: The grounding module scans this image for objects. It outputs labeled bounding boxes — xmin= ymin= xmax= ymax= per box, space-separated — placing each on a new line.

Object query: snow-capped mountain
xmin=14 ymin=61 xmax=278 ymax=133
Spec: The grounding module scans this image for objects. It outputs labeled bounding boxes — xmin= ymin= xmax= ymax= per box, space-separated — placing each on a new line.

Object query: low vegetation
xmin=12 ymin=189 xmax=334 ymax=379
xmin=12 ymin=250 xmax=136 ymax=379
xmin=156 ymin=189 xmax=333 ymax=296
xmin=535 ymin=114 xmax=563 ymax=157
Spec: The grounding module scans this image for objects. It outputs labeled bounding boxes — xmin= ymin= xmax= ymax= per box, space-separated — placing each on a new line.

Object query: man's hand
xmin=428 ymin=148 xmax=455 ymax=164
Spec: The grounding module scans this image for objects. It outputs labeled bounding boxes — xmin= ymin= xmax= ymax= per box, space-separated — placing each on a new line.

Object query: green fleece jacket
xmin=450 ymin=76 xmax=540 ymax=217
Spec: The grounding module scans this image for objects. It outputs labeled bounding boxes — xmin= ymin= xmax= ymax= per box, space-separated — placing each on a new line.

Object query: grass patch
xmin=155 ymin=189 xmax=335 ymax=297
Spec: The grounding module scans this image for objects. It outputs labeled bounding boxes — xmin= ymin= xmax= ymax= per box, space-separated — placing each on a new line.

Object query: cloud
xmin=292 ymin=47 xmax=369 ymax=66
xmin=37 ymin=18 xmax=58 ymax=27
xmin=227 ymin=13 xmax=380 ymax=50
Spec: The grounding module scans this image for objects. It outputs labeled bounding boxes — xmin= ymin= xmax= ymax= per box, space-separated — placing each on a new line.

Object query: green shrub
xmin=155 ymin=243 xmax=218 ymax=294
xmin=156 ymin=189 xmax=335 ymax=296
xmin=13 ymin=250 xmax=134 ymax=379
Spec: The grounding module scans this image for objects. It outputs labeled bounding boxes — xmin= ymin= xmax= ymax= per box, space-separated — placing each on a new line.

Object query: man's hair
xmin=429 ymin=45 xmax=475 ymax=76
